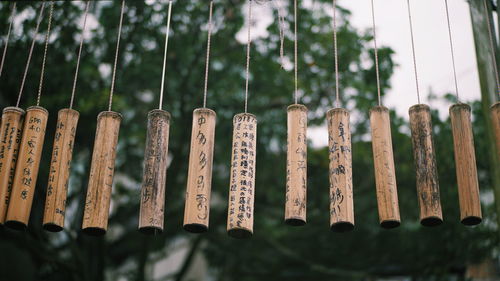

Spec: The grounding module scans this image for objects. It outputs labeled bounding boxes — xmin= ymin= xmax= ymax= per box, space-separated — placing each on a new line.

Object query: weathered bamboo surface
xmin=227 ymin=113 xmax=257 ymax=239
xmin=5 ymin=106 xmax=48 ymax=229
xmin=82 ymin=111 xmax=121 ymax=235
xmin=409 ymin=104 xmax=443 ymax=226
xmin=327 ymin=108 xmax=354 ymax=232
xmin=139 ymin=109 xmax=170 ymax=235
xmin=42 ymin=108 xmax=79 ymax=232
xmin=369 ymin=106 xmax=400 ymax=228
xmin=0 ymin=107 xmax=24 ymax=224
xmin=492 ymin=102 xmax=500 ymax=161
xmin=183 ymin=108 xmax=216 ymax=233
xmin=450 ymin=103 xmax=482 ymax=225
xmin=285 ymin=104 xmax=307 ymax=226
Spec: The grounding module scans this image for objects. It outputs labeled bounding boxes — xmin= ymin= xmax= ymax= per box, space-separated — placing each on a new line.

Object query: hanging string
xmin=16 ymin=2 xmax=46 ymax=108
xmin=332 ymin=0 xmax=340 ymax=108
xmin=406 ymin=0 xmax=421 ymax=104
xmin=483 ymin=0 xmax=500 ymax=99
xmin=36 ymin=1 xmax=54 ymax=107
xmin=159 ymin=1 xmax=173 ymax=110
xmin=0 ymin=2 xmax=16 ymax=78
xmin=108 ymin=0 xmax=126 ymax=112
xmin=244 ymin=0 xmax=253 ymax=113
xmin=293 ymin=0 xmax=298 ymax=104
xmin=69 ymin=1 xmax=90 ymax=110
xmin=202 ymin=1 xmax=213 ymax=108
xmin=444 ymin=0 xmax=460 ymax=102
xmin=272 ymin=0 xmax=286 ymax=69
xmin=370 ymin=0 xmax=382 ymax=106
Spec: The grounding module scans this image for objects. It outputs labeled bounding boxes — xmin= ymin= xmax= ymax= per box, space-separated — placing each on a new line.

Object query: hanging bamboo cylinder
xmin=492 ymin=102 xmax=500 ymax=160
xmin=327 ymin=108 xmax=354 ymax=232
xmin=5 ymin=106 xmax=48 ymax=230
xmin=409 ymin=104 xmax=443 ymax=226
xmin=42 ymin=108 xmax=79 ymax=232
xmin=227 ymin=113 xmax=257 ymax=239
xmin=285 ymin=104 xmax=307 ymax=226
xmin=369 ymin=106 xmax=400 ymax=229
xmin=0 ymin=107 xmax=24 ymax=224
xmin=183 ymin=108 xmax=216 ymax=233
xmin=450 ymin=103 xmax=482 ymax=225
xmin=138 ymin=109 xmax=170 ymax=235
xmin=82 ymin=111 xmax=121 ymax=235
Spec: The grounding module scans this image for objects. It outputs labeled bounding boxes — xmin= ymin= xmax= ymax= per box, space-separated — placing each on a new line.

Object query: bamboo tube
xmin=183 ymin=108 xmax=216 ymax=233
xmin=227 ymin=113 xmax=257 ymax=239
xmin=409 ymin=104 xmax=443 ymax=226
xmin=0 ymin=107 xmax=24 ymax=224
xmin=450 ymin=103 xmax=481 ymax=225
xmin=492 ymin=102 xmax=500 ymax=160
xmin=42 ymin=108 xmax=79 ymax=232
xmin=285 ymin=104 xmax=307 ymax=226
xmin=139 ymin=109 xmax=170 ymax=235
xmin=82 ymin=111 xmax=121 ymax=235
xmin=327 ymin=108 xmax=354 ymax=232
xmin=5 ymin=106 xmax=48 ymax=230
xmin=369 ymin=106 xmax=400 ymax=228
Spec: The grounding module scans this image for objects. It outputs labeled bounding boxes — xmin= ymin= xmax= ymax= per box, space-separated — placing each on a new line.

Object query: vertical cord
xmin=483 ymin=0 xmax=500 ymax=99
xmin=36 ymin=1 xmax=54 ymax=107
xmin=244 ymin=0 xmax=253 ymax=113
xmin=16 ymin=2 xmax=46 ymax=108
xmin=108 ymin=0 xmax=126 ymax=112
xmin=370 ymin=0 xmax=382 ymax=106
xmin=293 ymin=0 xmax=298 ymax=104
xmin=406 ymin=0 xmax=421 ymax=104
xmin=273 ymin=0 xmax=286 ymax=69
xmin=159 ymin=1 xmax=173 ymax=110
xmin=202 ymin=1 xmax=213 ymax=108
xmin=332 ymin=0 xmax=340 ymax=108
xmin=444 ymin=0 xmax=460 ymax=103
xmin=0 ymin=2 xmax=16 ymax=78
xmin=69 ymin=1 xmax=90 ymax=110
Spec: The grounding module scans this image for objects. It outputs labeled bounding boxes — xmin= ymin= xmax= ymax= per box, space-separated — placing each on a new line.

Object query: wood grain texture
xmin=409 ymin=104 xmax=443 ymax=226
xmin=285 ymin=104 xmax=307 ymax=226
xmin=492 ymin=102 xmax=500 ymax=161
xmin=227 ymin=113 xmax=257 ymax=239
xmin=42 ymin=108 xmax=79 ymax=232
xmin=0 ymin=107 xmax=24 ymax=224
xmin=183 ymin=108 xmax=216 ymax=233
xmin=450 ymin=103 xmax=482 ymax=225
xmin=369 ymin=106 xmax=400 ymax=229
xmin=327 ymin=108 xmax=354 ymax=232
xmin=82 ymin=111 xmax=122 ymax=235
xmin=139 ymin=109 xmax=170 ymax=235
xmin=5 ymin=106 xmax=48 ymax=230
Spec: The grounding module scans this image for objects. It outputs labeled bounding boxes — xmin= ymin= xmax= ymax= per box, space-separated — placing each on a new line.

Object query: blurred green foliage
xmin=0 ymin=1 xmax=497 ymax=281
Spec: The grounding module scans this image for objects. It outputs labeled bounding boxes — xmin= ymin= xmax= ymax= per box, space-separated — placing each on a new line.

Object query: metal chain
xmin=69 ymin=1 xmax=90 ymax=109
xmin=36 ymin=1 xmax=55 ymax=107
xmin=108 ymin=0 xmax=126 ymax=112
xmin=244 ymin=0 xmax=253 ymax=113
xmin=159 ymin=1 xmax=173 ymax=110
xmin=370 ymin=0 xmax=382 ymax=106
xmin=16 ymin=2 xmax=46 ymax=108
xmin=444 ymin=0 xmax=460 ymax=102
xmin=0 ymin=2 xmax=16 ymax=78
xmin=406 ymin=0 xmax=421 ymax=104
xmin=203 ymin=1 xmax=214 ymax=108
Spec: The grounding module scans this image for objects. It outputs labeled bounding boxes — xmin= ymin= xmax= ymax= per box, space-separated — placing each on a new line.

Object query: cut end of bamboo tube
xmin=421 ymin=217 xmax=443 ymax=227
xmin=380 ymin=220 xmax=400 ymax=229
xmin=287 ymin=104 xmax=307 ymax=112
xmin=228 ymin=227 xmax=253 ymax=239
xmin=4 ymin=220 xmax=27 ymax=231
xmin=82 ymin=227 xmax=106 ymax=236
xmin=409 ymin=103 xmax=430 ymax=114
xmin=97 ymin=110 xmax=123 ymax=121
xmin=43 ymin=223 xmax=63 ymax=232
xmin=461 ymin=216 xmax=482 ymax=226
xmin=138 ymin=226 xmax=163 ymax=235
xmin=284 ymin=218 xmax=307 ymax=226
xmin=330 ymin=221 xmax=355 ymax=233
xmin=183 ymin=223 xmax=208 ymax=233
xmin=3 ymin=106 xmax=25 ymax=115
xmin=326 ymin=107 xmax=349 ymax=116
